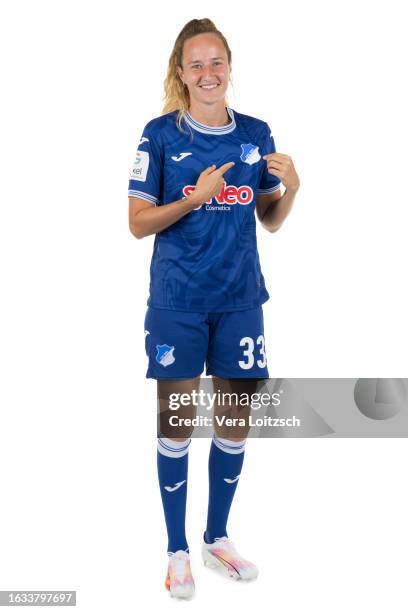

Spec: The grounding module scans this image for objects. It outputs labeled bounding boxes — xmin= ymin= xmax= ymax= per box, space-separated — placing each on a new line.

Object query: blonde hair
xmin=162 ymin=18 xmax=233 ymax=134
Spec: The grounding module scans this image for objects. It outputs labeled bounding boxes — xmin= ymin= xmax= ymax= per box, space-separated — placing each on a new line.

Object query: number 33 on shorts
xmin=239 ymin=335 xmax=267 ymax=370
xmin=144 ymin=306 xmax=269 ymax=379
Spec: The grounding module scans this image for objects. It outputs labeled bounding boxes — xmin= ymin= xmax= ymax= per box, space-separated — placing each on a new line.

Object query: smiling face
xmin=177 ymin=32 xmax=230 ymax=107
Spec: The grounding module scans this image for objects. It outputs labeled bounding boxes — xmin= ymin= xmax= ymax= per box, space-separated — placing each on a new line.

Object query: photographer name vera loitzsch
xmin=168 ymin=414 xmax=301 ymax=428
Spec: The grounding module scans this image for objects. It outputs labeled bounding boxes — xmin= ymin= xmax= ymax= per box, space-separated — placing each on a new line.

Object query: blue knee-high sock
xmin=204 ymin=435 xmax=246 ymax=544
xmin=157 ymin=437 xmax=190 ymax=554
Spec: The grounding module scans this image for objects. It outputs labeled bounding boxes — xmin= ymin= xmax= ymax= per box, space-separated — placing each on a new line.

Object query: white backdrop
xmin=0 ymin=1 xmax=407 ymax=610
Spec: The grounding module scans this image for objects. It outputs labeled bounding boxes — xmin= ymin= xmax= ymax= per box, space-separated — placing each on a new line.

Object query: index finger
xmin=263 ymin=152 xmax=288 ymax=161
xmin=217 ymin=161 xmax=235 ymax=175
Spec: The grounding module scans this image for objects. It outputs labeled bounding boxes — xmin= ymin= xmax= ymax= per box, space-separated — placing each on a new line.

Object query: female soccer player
xmin=128 ymin=18 xmax=300 ymax=599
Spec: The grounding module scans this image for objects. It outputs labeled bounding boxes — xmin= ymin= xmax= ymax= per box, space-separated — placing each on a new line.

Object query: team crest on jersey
xmin=155 ymin=344 xmax=175 ymax=367
xmin=240 ymin=143 xmax=261 ymax=165
xmin=130 ymin=150 xmax=149 ymax=182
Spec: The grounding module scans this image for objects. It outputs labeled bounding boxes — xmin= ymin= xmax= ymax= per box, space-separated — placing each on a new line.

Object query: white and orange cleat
xmin=164 ymin=550 xmax=195 ymax=599
xmin=202 ymin=536 xmax=259 ymax=581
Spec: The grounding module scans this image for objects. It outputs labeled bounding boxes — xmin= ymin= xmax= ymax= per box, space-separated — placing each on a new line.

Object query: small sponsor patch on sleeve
xmin=129 ymin=150 xmax=149 ymax=182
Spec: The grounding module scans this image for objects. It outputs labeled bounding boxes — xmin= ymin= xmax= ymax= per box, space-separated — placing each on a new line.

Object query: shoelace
xmin=214 ymin=536 xmax=233 ymax=545
xmin=168 ymin=551 xmax=190 ymax=582
xmin=213 ymin=537 xmax=238 ymax=554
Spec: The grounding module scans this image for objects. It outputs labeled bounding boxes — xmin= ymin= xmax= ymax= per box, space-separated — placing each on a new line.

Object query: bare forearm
xmin=262 ymin=187 xmax=298 ymax=232
xmin=130 ymin=196 xmax=198 ymax=239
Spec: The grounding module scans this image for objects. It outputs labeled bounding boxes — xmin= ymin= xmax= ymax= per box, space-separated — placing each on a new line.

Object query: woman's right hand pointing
xmin=186 ymin=162 xmax=235 ymax=208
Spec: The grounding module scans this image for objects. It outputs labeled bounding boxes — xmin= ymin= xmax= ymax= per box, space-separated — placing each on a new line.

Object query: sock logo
xmin=223 ymin=475 xmax=240 ymax=484
xmin=164 ymin=480 xmax=186 ymax=492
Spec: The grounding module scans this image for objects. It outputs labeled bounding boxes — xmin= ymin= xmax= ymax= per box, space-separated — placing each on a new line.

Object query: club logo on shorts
xmin=155 ymin=344 xmax=176 ymax=367
xmin=240 ymin=143 xmax=261 ymax=165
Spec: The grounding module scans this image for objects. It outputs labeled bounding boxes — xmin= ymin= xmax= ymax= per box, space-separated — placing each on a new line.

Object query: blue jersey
xmin=128 ymin=107 xmax=281 ymax=312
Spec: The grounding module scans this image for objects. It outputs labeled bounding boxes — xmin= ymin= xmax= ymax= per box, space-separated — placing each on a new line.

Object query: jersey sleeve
xmin=257 ymin=123 xmax=282 ymax=196
xmin=128 ymin=122 xmax=163 ymax=205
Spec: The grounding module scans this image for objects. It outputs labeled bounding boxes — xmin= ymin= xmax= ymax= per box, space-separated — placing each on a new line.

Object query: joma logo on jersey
xmin=182 ymin=182 xmax=253 ymax=205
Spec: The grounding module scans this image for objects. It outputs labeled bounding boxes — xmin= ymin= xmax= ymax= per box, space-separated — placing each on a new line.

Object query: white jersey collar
xmin=184 ymin=107 xmax=236 ymax=135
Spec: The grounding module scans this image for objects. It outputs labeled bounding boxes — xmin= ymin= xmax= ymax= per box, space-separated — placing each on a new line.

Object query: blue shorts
xmin=143 ymin=305 xmax=269 ymax=379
